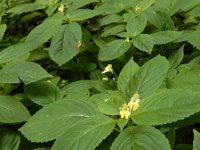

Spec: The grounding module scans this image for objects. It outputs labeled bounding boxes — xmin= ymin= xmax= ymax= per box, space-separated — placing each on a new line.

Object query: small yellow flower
xmin=58 ymin=4 xmax=65 ymax=12
xmin=135 ymin=6 xmax=141 ymax=11
xmin=125 ymin=37 xmax=130 ymax=43
xmin=119 ymin=104 xmax=131 ymax=119
xmin=119 ymin=93 xmax=140 ymax=119
xmin=131 ymin=92 xmax=140 ymax=101
xmin=132 ymin=102 xmax=140 ymax=111
xmin=102 ymin=77 xmax=109 ymax=81
xmin=102 ymin=64 xmax=114 ymax=74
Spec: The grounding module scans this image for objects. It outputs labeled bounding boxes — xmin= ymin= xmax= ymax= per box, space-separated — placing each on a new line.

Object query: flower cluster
xmin=119 ymin=93 xmax=140 ymax=119
xmin=102 ymin=64 xmax=114 ymax=74
xmin=58 ymin=4 xmax=65 ymax=12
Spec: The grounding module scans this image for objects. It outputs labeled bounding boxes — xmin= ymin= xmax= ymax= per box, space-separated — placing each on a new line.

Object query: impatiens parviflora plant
xmin=1 ymin=0 xmax=200 ymax=149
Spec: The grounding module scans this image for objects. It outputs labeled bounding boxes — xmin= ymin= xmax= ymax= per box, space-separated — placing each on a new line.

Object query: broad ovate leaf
xmin=89 ymin=90 xmax=124 ymax=115
xmin=126 ymin=14 xmax=147 ymax=37
xmin=24 ymin=81 xmax=62 ymax=106
xmin=117 ymin=58 xmax=140 ymax=98
xmin=133 ymin=34 xmax=154 ymax=53
xmin=111 ymin=126 xmax=171 ymax=150
xmin=98 ymin=39 xmax=131 ymax=61
xmin=49 ymin=23 xmax=82 ymax=66
xmin=168 ymin=45 xmax=184 ymax=69
xmin=127 ymin=55 xmax=169 ymax=98
xmin=0 ymin=128 xmax=20 ymax=150
xmin=26 ymin=13 xmax=63 ymax=47
xmin=0 ymin=96 xmax=30 ymax=123
xmin=151 ymin=31 xmax=182 ymax=45
xmin=19 ymin=98 xmax=99 ymax=142
xmin=0 ymin=61 xmax=52 ymax=84
xmin=51 ymin=115 xmax=115 ymax=150
xmin=0 ymin=43 xmax=36 ymax=64
xmin=132 ymin=89 xmax=200 ymax=125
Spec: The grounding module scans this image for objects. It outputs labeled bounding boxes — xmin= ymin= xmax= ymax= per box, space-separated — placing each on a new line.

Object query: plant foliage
xmin=0 ymin=0 xmax=200 ymax=149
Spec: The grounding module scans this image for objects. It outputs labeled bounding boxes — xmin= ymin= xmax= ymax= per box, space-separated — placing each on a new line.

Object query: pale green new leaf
xmin=132 ymin=89 xmax=200 ymax=125
xmin=89 ymin=90 xmax=124 ymax=115
xmin=98 ymin=39 xmax=131 ymax=61
xmin=117 ymin=58 xmax=140 ymax=97
xmin=193 ymin=130 xmax=200 ymax=150
xmin=0 ymin=96 xmax=30 ymax=123
xmin=49 ymin=23 xmax=82 ymax=66
xmin=151 ymin=31 xmax=182 ymax=45
xmin=133 ymin=34 xmax=154 ymax=53
xmin=126 ymin=14 xmax=147 ymax=37
xmin=0 ymin=128 xmax=20 ymax=150
xmin=0 ymin=61 xmax=52 ymax=84
xmin=19 ymin=98 xmax=99 ymax=142
xmin=127 ymin=55 xmax=169 ymax=98
xmin=0 ymin=24 xmax=6 ymax=42
xmin=168 ymin=45 xmax=184 ymax=69
xmin=24 ymin=81 xmax=62 ymax=106
xmin=26 ymin=13 xmax=63 ymax=47
xmin=51 ymin=115 xmax=115 ymax=150
xmin=111 ymin=126 xmax=171 ymax=150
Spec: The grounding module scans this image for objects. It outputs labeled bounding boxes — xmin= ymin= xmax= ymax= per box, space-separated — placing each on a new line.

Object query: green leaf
xmin=19 ymin=98 xmax=99 ymax=142
xmin=101 ymin=24 xmax=126 ymax=37
xmin=67 ymin=9 xmax=102 ymax=21
xmin=26 ymin=13 xmax=63 ymax=47
xmin=193 ymin=130 xmax=200 ymax=150
xmin=167 ymin=69 xmax=200 ymax=90
xmin=126 ymin=14 xmax=147 ymax=37
xmin=68 ymin=0 xmax=99 ymax=10
xmin=24 ymin=81 xmax=62 ymax=106
xmin=51 ymin=115 xmax=115 ymax=150
xmin=133 ymin=34 xmax=154 ymax=53
xmin=186 ymin=29 xmax=200 ymax=50
xmin=151 ymin=31 xmax=182 ymax=45
xmin=132 ymin=89 xmax=200 ymax=125
xmin=0 ymin=61 xmax=52 ymax=84
xmin=99 ymin=14 xmax=123 ymax=26
xmin=0 ymin=95 xmax=30 ymax=123
xmin=168 ymin=45 xmax=184 ymax=68
xmin=111 ymin=126 xmax=171 ymax=150
xmin=134 ymin=0 xmax=155 ymax=12
xmin=0 ymin=24 xmax=6 ymax=42
xmin=0 ymin=128 xmax=20 ymax=150
xmin=90 ymin=90 xmax=124 ymax=115
xmin=98 ymin=39 xmax=131 ymax=61
xmin=6 ymin=3 xmax=45 ymax=14
xmin=169 ymin=0 xmax=200 ymax=16
xmin=61 ymin=80 xmax=111 ymax=95
xmin=127 ymin=55 xmax=169 ymax=98
xmin=117 ymin=58 xmax=140 ymax=97
xmin=49 ymin=23 xmax=82 ymax=66
xmin=146 ymin=11 xmax=175 ymax=30
xmin=0 ymin=43 xmax=36 ymax=64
